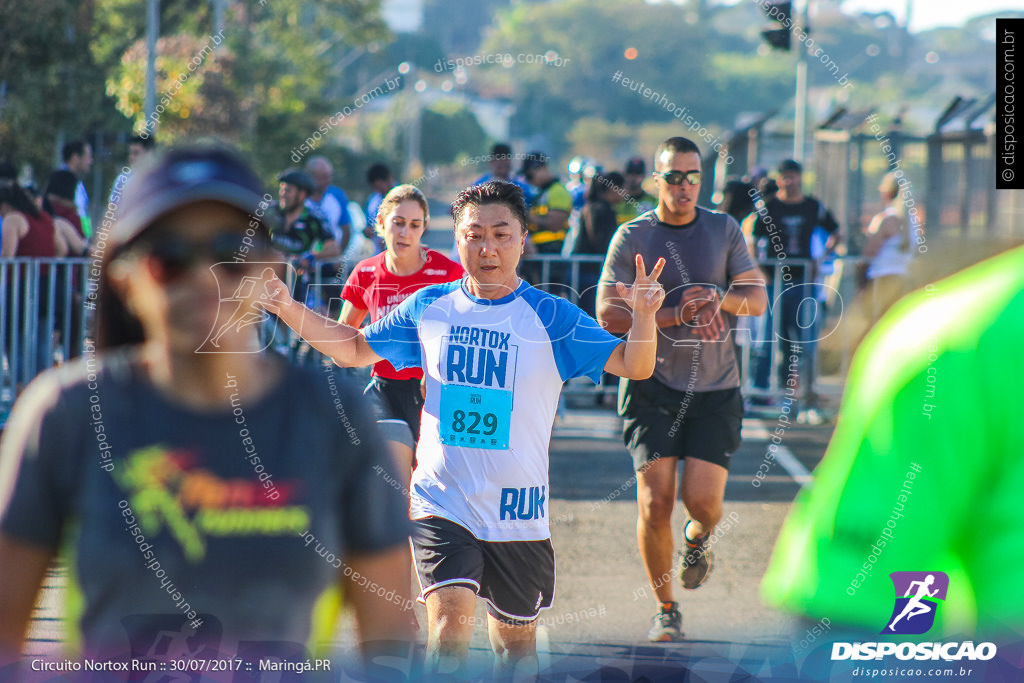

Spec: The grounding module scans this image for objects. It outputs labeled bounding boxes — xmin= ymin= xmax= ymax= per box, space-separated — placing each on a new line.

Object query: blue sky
xmin=700 ymin=0 xmax=1019 ymax=33
xmin=841 ymin=0 xmax=1019 ymax=33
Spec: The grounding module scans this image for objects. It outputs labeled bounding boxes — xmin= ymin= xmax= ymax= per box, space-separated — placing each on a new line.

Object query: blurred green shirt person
xmin=761 ymin=245 xmax=1024 ymax=639
xmin=614 ymin=156 xmax=657 ymax=226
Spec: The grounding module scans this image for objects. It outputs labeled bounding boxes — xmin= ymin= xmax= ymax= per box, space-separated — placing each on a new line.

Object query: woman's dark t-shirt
xmin=0 ymin=350 xmax=410 ymax=659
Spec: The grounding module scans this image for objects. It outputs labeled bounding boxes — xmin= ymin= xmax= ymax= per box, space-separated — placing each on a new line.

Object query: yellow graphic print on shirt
xmin=113 ymin=445 xmax=311 ymax=562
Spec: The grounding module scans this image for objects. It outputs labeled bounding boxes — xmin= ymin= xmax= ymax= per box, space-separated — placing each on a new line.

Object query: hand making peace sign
xmin=615 ymin=254 xmax=667 ymax=317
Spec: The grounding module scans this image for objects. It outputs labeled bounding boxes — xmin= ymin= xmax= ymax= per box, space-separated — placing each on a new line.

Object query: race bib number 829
xmin=439 ymin=384 xmax=512 ymax=449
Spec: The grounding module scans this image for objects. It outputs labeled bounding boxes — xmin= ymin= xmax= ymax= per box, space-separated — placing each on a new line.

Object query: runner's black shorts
xmin=619 ymin=378 xmax=742 ymax=470
xmin=412 ymin=516 xmax=555 ymax=624
xmin=363 ymin=376 xmax=423 ymax=452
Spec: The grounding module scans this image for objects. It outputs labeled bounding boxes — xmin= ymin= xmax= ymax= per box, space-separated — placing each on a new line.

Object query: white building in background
xmin=382 ymin=0 xmax=424 ymax=33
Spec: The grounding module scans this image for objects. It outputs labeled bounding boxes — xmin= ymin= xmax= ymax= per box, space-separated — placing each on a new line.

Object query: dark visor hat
xmin=110 ymin=146 xmax=270 ymax=249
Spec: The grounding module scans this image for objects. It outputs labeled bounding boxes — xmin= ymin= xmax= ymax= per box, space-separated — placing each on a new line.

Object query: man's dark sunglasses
xmin=657 ymin=170 xmax=702 ymax=186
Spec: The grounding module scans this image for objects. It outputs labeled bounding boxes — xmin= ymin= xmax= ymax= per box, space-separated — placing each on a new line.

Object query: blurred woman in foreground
xmin=0 ymin=147 xmax=412 ymax=670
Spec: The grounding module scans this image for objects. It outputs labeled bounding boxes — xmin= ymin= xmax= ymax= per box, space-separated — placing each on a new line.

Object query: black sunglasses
xmin=137 ymin=233 xmax=263 ymax=282
xmin=657 ymin=170 xmax=702 ymax=186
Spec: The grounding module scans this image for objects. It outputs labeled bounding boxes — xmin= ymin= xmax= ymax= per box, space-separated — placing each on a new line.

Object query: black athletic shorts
xmin=412 ymin=516 xmax=555 ymax=624
xmin=364 ymin=376 xmax=423 ymax=451
xmin=619 ymin=378 xmax=743 ymax=470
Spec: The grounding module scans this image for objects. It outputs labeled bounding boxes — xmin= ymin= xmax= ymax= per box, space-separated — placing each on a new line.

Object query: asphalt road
xmin=332 ymin=402 xmax=836 ymax=679
xmin=22 ymin=401 xmax=836 ymax=680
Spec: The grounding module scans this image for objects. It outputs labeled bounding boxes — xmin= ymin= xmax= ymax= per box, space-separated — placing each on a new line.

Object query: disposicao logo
xmin=883 ymin=571 xmax=948 ymax=635
xmin=831 ymin=571 xmax=997 ymax=662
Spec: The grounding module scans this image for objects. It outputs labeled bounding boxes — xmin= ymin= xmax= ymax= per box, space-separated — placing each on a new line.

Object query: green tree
xmin=479 ymin=0 xmax=716 ymax=151
xmin=0 ymin=0 xmax=391 ymax=190
xmin=565 ymin=118 xmax=634 ymax=166
xmin=420 ymin=101 xmax=488 ymax=166
xmin=106 ymin=33 xmax=240 ymax=143
xmin=226 ymin=1 xmax=391 ymax=177
xmin=0 ymin=0 xmax=111 ymax=177
xmin=95 ymin=0 xmax=391 ymax=179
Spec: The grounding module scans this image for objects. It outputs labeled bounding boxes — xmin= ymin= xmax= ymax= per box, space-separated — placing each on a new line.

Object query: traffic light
xmin=760 ymin=1 xmax=792 ymax=51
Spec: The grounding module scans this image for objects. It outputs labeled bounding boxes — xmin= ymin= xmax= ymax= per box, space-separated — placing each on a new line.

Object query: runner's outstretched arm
xmin=603 ymin=254 xmax=665 ymax=380
xmin=258 ymin=273 xmax=383 ymax=367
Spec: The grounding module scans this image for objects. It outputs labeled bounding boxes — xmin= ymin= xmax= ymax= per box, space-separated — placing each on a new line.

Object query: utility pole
xmin=903 ymin=0 xmax=913 ymax=66
xmin=213 ymin=0 xmax=225 ymax=37
xmin=793 ymin=0 xmax=809 ymax=162
xmin=757 ymin=1 xmax=807 ymax=160
xmin=144 ymin=0 xmax=159 ymax=133
xmin=407 ymin=93 xmax=422 ymax=179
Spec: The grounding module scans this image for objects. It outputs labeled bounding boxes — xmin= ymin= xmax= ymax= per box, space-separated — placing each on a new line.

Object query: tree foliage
xmin=0 ymin=0 xmax=1007 ymax=194
xmin=421 ymin=101 xmax=488 ymax=166
xmin=100 ymin=0 xmax=392 ymax=177
xmin=479 ymin=0 xmax=715 ymax=150
xmin=0 ymin=0 xmax=391 ymax=183
xmin=107 ymin=34 xmax=240 ymax=142
xmin=0 ymin=0 xmax=109 ymax=174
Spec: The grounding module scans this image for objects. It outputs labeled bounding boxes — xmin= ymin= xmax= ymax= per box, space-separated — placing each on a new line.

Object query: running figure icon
xmin=887 ymin=574 xmax=939 ymax=632
xmin=207 ymin=267 xmax=277 ymax=348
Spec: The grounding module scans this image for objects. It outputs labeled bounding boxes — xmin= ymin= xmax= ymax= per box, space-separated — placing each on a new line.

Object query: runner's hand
xmin=686 ymin=289 xmax=725 ymax=341
xmin=677 ymin=286 xmax=716 ymax=325
xmin=257 ymin=271 xmax=294 ymax=316
xmin=615 ymin=254 xmax=666 ymax=317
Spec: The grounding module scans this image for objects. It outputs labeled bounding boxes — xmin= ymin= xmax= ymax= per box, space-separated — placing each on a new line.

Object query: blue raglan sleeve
xmin=362 ymin=283 xmax=456 ymax=371
xmin=362 ymin=294 xmax=424 ymax=372
xmin=524 ymin=290 xmax=622 ymax=384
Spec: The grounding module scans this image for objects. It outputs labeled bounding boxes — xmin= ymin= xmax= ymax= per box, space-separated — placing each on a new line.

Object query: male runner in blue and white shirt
xmin=261 ymin=180 xmax=666 ymax=678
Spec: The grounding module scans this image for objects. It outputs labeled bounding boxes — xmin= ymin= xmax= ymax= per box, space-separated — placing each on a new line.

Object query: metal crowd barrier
xmin=739 ymin=256 xmax=860 ymax=405
xmin=269 ymin=257 xmax=353 ymax=364
xmin=2 ymin=258 xmax=92 ymax=421
xmin=517 ymin=253 xmax=606 ymax=306
xmin=0 ymin=256 xmax=360 ymax=424
xmin=2 ymin=253 xmax=862 ymax=424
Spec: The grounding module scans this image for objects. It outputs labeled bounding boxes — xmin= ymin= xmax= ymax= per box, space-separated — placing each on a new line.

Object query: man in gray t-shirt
xmin=596 ymin=136 xmax=767 ymax=643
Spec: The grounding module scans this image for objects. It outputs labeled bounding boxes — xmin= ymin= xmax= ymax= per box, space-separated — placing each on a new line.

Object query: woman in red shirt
xmin=339 ymin=184 xmax=462 ymax=481
xmin=1 ymin=183 xmax=65 ymax=383
xmin=0 ymin=182 xmax=83 ymax=259
xmin=0 ymin=185 xmax=58 ymax=259
xmin=44 ymin=169 xmax=89 ymax=253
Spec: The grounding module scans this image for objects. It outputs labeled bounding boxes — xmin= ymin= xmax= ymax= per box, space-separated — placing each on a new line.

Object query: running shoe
xmin=679 ymin=526 xmax=713 ymax=589
xmin=647 ymin=604 xmax=684 ymax=642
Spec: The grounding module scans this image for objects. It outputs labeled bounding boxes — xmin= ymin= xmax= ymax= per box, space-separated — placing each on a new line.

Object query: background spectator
xmin=60 ymin=140 xmax=93 ymax=238
xmin=365 ymin=162 xmax=395 ymax=254
xmin=613 ymin=157 xmax=657 ymax=225
xmin=305 ymin=155 xmax=352 ymax=254
xmin=108 ymin=135 xmax=156 ymax=210
xmin=860 ymin=171 xmax=919 ymax=320
xmin=45 ymin=170 xmax=87 ymax=245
